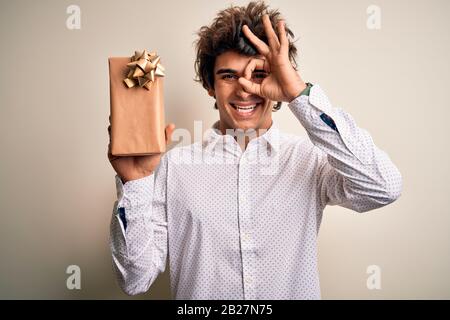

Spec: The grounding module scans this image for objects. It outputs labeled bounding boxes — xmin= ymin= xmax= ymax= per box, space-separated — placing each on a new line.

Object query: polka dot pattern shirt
xmin=109 ymin=84 xmax=402 ymax=299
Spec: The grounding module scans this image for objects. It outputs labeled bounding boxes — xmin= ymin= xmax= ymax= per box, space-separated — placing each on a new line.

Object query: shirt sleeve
xmin=288 ymin=84 xmax=402 ymax=213
xmin=109 ymin=155 xmax=168 ymax=295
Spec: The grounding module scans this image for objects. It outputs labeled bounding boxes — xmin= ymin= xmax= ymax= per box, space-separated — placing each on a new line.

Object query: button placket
xmin=237 ymin=155 xmax=256 ymax=299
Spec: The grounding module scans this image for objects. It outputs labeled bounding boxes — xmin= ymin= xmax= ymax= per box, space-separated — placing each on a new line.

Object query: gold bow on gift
xmin=123 ymin=50 xmax=165 ymax=90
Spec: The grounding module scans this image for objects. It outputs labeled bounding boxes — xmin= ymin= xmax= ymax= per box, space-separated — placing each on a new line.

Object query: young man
xmin=107 ymin=1 xmax=402 ymax=299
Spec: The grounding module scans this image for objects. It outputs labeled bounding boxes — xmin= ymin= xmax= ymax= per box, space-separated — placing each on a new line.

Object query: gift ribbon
xmin=123 ymin=49 xmax=165 ymax=90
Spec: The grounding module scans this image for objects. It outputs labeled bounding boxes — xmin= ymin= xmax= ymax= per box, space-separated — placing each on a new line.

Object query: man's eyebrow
xmin=216 ymin=68 xmax=267 ymax=74
xmin=216 ymin=68 xmax=237 ymax=74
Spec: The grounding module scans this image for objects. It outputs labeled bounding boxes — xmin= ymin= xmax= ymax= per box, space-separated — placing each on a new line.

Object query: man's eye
xmin=252 ymin=73 xmax=267 ymax=79
xmin=222 ymin=74 xmax=237 ymax=80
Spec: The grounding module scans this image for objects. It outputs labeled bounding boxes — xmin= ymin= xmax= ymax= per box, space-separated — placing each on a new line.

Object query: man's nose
xmin=235 ymin=82 xmax=252 ymax=100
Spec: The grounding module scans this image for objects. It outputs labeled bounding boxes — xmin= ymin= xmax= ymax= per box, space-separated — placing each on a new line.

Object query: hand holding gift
xmin=107 ymin=121 xmax=175 ymax=183
xmin=107 ymin=49 xmax=173 ymax=182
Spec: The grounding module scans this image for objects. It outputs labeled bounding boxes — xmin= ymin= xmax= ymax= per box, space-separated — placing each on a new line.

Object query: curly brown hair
xmin=194 ymin=1 xmax=298 ymax=110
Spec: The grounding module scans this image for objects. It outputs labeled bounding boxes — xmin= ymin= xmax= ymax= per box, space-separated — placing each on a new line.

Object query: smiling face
xmin=208 ymin=50 xmax=274 ymax=134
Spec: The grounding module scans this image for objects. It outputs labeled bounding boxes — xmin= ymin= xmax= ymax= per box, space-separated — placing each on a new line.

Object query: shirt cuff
xmin=300 ymin=82 xmax=313 ymax=96
xmin=289 ymin=82 xmax=313 ymax=103
xmin=288 ymin=83 xmax=341 ymax=129
xmin=115 ymin=174 xmax=154 ymax=208
xmin=288 ymin=84 xmax=373 ymax=165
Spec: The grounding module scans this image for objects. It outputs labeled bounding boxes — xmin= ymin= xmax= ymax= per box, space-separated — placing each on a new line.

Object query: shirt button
xmin=245 ymin=277 xmax=252 ymax=284
xmin=240 ymin=195 xmax=246 ymax=203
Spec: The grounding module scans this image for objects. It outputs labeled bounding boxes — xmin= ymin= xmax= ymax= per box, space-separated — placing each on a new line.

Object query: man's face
xmin=208 ymin=50 xmax=273 ymax=133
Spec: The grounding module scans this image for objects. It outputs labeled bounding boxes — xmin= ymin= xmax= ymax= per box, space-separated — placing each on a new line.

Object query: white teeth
xmin=232 ymin=104 xmax=258 ymax=114
xmin=236 ymin=104 xmax=256 ymax=109
xmin=237 ymin=108 xmax=253 ymax=114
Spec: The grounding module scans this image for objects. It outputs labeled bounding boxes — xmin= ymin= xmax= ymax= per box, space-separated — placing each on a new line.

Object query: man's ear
xmin=207 ymin=88 xmax=215 ymax=98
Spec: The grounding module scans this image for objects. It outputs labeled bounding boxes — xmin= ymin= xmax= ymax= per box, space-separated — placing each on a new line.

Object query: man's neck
xmin=218 ymin=120 xmax=273 ymax=150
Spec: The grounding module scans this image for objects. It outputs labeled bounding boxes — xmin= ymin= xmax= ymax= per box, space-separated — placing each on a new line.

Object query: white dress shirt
xmin=109 ymin=84 xmax=402 ymax=299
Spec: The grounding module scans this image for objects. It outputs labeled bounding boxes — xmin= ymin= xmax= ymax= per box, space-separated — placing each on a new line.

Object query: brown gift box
xmin=108 ymin=53 xmax=165 ymax=156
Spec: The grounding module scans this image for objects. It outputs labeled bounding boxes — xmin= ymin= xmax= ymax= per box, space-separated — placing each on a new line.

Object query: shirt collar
xmin=203 ymin=120 xmax=281 ymax=154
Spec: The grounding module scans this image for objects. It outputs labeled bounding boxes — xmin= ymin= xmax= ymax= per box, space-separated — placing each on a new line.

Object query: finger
xmin=165 ymin=123 xmax=175 ymax=145
xmin=238 ymin=77 xmax=262 ymax=96
xmin=242 ymin=25 xmax=270 ymax=57
xmin=243 ymin=58 xmax=269 ymax=80
xmin=107 ymin=126 xmax=120 ymax=162
xmin=262 ymin=14 xmax=280 ymax=50
xmin=278 ymin=20 xmax=288 ymax=54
